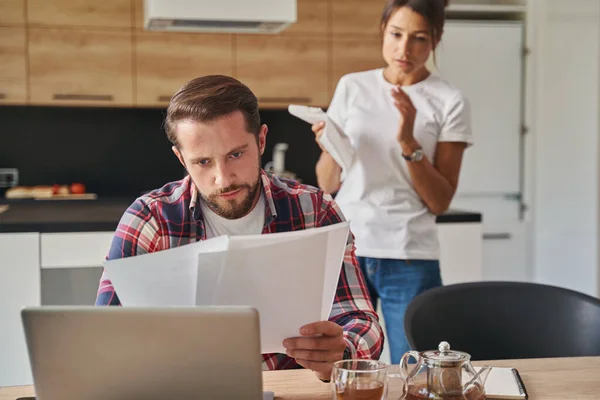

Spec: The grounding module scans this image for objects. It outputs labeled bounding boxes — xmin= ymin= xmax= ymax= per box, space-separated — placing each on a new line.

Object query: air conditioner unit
xmin=144 ymin=0 xmax=297 ymax=34
xmin=446 ymin=0 xmax=526 ymax=13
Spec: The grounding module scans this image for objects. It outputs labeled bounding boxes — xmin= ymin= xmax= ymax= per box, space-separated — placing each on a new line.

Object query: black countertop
xmin=0 ymin=199 xmax=482 ymax=233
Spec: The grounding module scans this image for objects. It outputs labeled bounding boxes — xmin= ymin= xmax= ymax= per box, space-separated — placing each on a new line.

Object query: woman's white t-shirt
xmin=327 ymin=68 xmax=473 ymax=260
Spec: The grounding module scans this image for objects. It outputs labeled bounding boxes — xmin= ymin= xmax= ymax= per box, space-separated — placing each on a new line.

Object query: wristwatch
xmin=402 ymin=147 xmax=424 ymax=162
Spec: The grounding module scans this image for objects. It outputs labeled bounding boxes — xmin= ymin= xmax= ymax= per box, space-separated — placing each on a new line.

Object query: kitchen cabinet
xmin=0 ymin=0 xmax=25 ymax=26
xmin=438 ymin=222 xmax=483 ymax=285
xmin=0 ymin=27 xmax=27 ymax=104
xmin=28 ymin=27 xmax=133 ymax=106
xmin=449 ymin=197 xmax=530 ymax=282
xmin=41 ymin=267 xmax=104 ymax=306
xmin=40 ymin=232 xmax=113 ymax=268
xmin=236 ymin=35 xmax=329 ymax=108
xmin=0 ymin=231 xmax=113 ymax=386
xmin=135 ymin=32 xmax=234 ymax=107
xmin=481 ymin=222 xmax=529 ymax=282
xmin=281 ymin=0 xmax=329 ymax=36
xmin=331 ymin=37 xmax=384 ymax=92
xmin=0 ymin=233 xmax=40 ymax=387
xmin=331 ymin=0 xmax=385 ymax=36
xmin=28 ymin=0 xmax=133 ymax=29
xmin=40 ymin=232 xmax=113 ymax=306
xmin=133 ymin=0 xmax=144 ymax=29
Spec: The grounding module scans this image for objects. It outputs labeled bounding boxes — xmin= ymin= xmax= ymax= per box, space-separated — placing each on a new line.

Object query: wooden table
xmin=1 ymin=357 xmax=599 ymax=399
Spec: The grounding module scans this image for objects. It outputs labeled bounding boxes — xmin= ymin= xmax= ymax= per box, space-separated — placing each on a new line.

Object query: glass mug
xmin=332 ymin=359 xmax=406 ymax=400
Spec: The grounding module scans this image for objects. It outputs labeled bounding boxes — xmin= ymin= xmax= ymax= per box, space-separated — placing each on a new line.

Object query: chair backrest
xmin=404 ymin=281 xmax=600 ymax=360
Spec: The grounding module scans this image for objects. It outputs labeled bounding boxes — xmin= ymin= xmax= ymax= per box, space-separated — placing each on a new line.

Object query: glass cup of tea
xmin=331 ymin=359 xmax=406 ymax=400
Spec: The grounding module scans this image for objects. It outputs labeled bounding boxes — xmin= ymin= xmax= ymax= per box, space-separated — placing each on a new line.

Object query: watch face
xmin=413 ymin=149 xmax=424 ymax=161
xmin=402 ymin=148 xmax=424 ymax=161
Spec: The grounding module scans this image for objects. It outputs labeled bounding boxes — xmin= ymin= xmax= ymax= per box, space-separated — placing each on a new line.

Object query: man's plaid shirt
xmin=96 ymin=170 xmax=384 ymax=370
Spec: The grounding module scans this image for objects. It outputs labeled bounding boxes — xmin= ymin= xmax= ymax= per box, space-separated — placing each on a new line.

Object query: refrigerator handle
xmin=482 ymin=233 xmax=512 ymax=240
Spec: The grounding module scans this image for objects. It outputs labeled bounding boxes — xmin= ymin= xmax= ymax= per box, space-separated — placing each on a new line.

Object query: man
xmin=95 ymin=75 xmax=384 ymax=381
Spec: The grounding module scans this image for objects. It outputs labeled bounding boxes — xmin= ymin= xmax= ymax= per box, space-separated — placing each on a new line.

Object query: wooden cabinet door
xmin=28 ymin=28 xmax=133 ymax=106
xmin=331 ymin=37 xmax=384 ymax=91
xmin=133 ymin=0 xmax=145 ymax=30
xmin=237 ymin=35 xmax=328 ymax=108
xmin=135 ymin=32 xmax=234 ymax=107
xmin=331 ymin=0 xmax=386 ymax=36
xmin=281 ymin=0 xmax=329 ymax=36
xmin=0 ymin=0 xmax=26 ymax=26
xmin=0 ymin=27 xmax=27 ymax=104
xmin=28 ymin=0 xmax=133 ymax=29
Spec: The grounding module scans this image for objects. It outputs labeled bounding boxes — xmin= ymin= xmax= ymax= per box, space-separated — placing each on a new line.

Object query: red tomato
xmin=70 ymin=183 xmax=86 ymax=194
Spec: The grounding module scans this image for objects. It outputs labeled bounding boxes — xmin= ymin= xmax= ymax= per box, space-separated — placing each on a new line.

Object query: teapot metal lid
xmin=421 ymin=341 xmax=471 ymax=367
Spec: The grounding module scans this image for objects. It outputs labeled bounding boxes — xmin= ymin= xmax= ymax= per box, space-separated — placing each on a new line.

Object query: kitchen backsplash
xmin=0 ymin=105 xmax=321 ymax=197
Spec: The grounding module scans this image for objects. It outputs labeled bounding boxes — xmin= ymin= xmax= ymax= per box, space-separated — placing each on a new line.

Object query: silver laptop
xmin=21 ymin=306 xmax=264 ymax=400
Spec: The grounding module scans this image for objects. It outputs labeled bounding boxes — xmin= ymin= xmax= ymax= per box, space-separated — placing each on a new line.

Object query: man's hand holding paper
xmin=283 ymin=321 xmax=346 ymax=382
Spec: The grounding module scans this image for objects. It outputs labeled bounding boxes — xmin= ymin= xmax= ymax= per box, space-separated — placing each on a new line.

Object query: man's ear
xmin=172 ymin=146 xmax=187 ymax=169
xmin=258 ymin=124 xmax=268 ymax=156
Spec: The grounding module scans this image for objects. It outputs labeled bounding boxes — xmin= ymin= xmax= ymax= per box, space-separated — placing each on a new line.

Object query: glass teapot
xmin=398 ymin=341 xmax=491 ymax=400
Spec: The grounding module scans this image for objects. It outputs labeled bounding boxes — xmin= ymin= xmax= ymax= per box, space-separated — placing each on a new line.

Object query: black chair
xmin=404 ymin=281 xmax=600 ymax=360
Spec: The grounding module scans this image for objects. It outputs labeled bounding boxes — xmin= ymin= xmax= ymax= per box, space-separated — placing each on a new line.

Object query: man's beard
xmin=201 ymin=178 xmax=261 ymax=220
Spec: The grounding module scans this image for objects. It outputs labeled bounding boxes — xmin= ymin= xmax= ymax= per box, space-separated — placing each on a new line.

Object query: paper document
xmin=103 ymin=222 xmax=350 ymax=354
xmin=288 ymin=104 xmax=355 ymax=180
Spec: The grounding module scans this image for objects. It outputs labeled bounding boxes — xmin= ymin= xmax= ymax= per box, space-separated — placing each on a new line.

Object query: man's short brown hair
xmin=165 ymin=75 xmax=261 ymax=147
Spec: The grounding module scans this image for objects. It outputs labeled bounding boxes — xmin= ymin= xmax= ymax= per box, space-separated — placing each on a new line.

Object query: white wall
xmin=526 ymin=0 xmax=600 ymax=297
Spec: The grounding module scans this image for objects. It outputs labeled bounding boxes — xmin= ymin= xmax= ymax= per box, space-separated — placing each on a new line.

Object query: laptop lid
xmin=21 ymin=306 xmax=263 ymax=400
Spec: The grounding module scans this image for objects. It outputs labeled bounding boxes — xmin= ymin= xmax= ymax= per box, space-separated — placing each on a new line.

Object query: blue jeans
xmin=357 ymin=257 xmax=442 ymax=364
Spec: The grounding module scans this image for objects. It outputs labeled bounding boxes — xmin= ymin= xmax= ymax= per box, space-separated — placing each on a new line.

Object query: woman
xmin=313 ymin=0 xmax=472 ymax=363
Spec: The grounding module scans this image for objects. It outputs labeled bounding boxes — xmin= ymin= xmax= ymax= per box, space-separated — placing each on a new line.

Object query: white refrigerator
xmin=435 ymin=20 xmax=528 ymax=282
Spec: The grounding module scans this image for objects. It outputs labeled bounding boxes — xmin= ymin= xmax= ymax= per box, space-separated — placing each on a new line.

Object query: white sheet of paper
xmin=216 ymin=232 xmax=328 ymax=354
xmin=103 ymin=222 xmax=350 ymax=355
xmin=226 ymin=223 xmax=349 ymax=343
xmin=288 ymin=104 xmax=355 ymax=179
xmin=104 ymin=236 xmax=229 ymax=306
xmin=195 ymin=249 xmax=228 ymax=305
xmin=227 ymin=221 xmax=348 ymax=319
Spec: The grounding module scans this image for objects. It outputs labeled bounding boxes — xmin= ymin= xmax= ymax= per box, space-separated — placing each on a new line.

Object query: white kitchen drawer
xmin=438 ymin=222 xmax=483 ymax=285
xmin=481 ymin=222 xmax=530 ymax=282
xmin=40 ymin=232 xmax=114 ymax=268
xmin=0 ymin=233 xmax=40 ymax=386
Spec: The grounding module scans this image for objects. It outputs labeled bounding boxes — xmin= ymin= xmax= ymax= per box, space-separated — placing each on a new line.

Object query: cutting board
xmin=34 ymin=193 xmax=98 ymax=200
